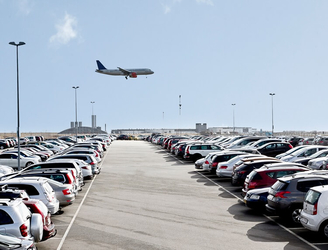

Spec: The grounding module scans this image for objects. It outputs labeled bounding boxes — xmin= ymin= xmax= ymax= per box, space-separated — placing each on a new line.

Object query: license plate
xmin=300 ymin=217 xmax=308 ymax=224
xmin=267 ymin=194 xmax=274 ymax=201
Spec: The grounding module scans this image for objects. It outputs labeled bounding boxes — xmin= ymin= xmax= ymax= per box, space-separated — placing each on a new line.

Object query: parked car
xmin=280 ymin=146 xmax=328 ymax=162
xmin=225 ymin=136 xmax=266 ymax=149
xmin=0 ymin=152 xmax=40 ymax=169
xmin=255 ymin=142 xmax=293 ymax=157
xmin=207 ymin=151 xmax=247 ymax=173
xmin=184 ymin=143 xmax=223 ymax=162
xmin=0 ymin=139 xmax=11 ymax=149
xmin=307 ymin=156 xmax=328 ymax=170
xmin=293 ymin=149 xmax=328 ymax=166
xmin=242 ymin=164 xmax=309 ymax=196
xmin=23 ymin=197 xmax=56 ymax=241
xmin=216 ymin=154 xmax=260 ymax=178
xmin=0 ymin=198 xmax=43 ymax=242
xmin=0 ymin=232 xmax=37 ymax=250
xmin=0 ymin=178 xmax=60 ymax=215
xmin=300 ymin=185 xmax=328 ymax=238
xmin=266 ymin=172 xmax=328 ymax=223
xmin=244 ymin=187 xmax=270 ymax=211
xmin=275 ymin=145 xmax=309 ymax=159
xmin=231 ymin=159 xmax=282 ymax=186
xmin=64 ymin=148 xmax=101 ymax=163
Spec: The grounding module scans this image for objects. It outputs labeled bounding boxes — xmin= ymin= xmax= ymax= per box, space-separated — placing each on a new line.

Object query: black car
xmin=231 ymin=159 xmax=281 ymax=186
xmin=256 ymin=142 xmax=293 ymax=157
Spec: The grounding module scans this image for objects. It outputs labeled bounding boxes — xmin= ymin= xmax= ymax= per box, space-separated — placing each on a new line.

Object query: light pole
xmin=232 ymin=103 xmax=236 ymax=133
xmin=9 ymin=41 xmax=25 ymax=171
xmin=72 ymin=86 xmax=79 ymax=142
xmin=269 ymin=93 xmax=275 ymax=136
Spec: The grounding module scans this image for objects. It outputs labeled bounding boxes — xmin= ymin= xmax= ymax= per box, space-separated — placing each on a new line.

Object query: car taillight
xmin=71 ymin=170 xmax=76 ymax=181
xmin=205 ymin=160 xmax=209 ymax=164
xmin=62 ymin=189 xmax=71 ymax=195
xmin=248 ymin=181 xmax=257 ymax=189
xmin=20 ymin=223 xmax=28 ymax=237
xmin=66 ymin=174 xmax=73 ymax=184
xmin=288 ymin=144 xmax=293 ymax=149
xmin=95 ymin=152 xmax=99 ymax=157
xmin=312 ymin=202 xmax=318 ymax=215
xmin=212 ymin=162 xmax=218 ymax=167
xmin=274 ymin=191 xmax=291 ymax=198
xmin=90 ymin=161 xmax=95 ymax=165
xmin=186 ymin=147 xmax=190 ymax=154
xmin=45 ymin=212 xmax=51 ymax=226
xmin=219 ymin=166 xmax=228 ymax=169
xmin=82 ymin=166 xmax=88 ymax=169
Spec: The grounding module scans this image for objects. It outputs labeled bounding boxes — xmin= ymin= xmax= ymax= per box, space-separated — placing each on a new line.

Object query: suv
xmin=242 ymin=164 xmax=309 ymax=196
xmin=266 ymin=172 xmax=328 ymax=223
xmin=184 ymin=144 xmax=223 ymax=162
xmin=0 ymin=198 xmax=43 ymax=242
xmin=207 ymin=151 xmax=247 ymax=173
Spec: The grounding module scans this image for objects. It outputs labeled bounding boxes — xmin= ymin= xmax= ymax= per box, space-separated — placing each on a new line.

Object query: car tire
xmin=290 ymin=207 xmax=302 ymax=224
xmin=320 ymin=221 xmax=328 ymax=238
xmin=0 ymin=146 xmax=4 ymax=149
xmin=30 ymin=213 xmax=43 ymax=242
xmin=25 ymin=162 xmax=33 ymax=168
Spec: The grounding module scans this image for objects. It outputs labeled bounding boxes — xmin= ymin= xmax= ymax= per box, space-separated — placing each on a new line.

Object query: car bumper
xmin=47 ymin=199 xmax=60 ymax=215
xmin=300 ymin=211 xmax=321 ymax=232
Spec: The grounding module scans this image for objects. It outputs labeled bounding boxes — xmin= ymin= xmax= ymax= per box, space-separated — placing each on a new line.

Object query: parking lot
xmin=34 ymin=140 xmax=328 ymax=249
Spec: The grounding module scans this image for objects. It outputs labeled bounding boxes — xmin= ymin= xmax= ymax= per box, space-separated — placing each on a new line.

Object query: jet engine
xmin=129 ymin=72 xmax=137 ymax=78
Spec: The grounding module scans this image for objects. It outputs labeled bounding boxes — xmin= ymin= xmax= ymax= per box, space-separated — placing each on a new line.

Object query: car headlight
xmin=250 ymin=194 xmax=260 ymax=200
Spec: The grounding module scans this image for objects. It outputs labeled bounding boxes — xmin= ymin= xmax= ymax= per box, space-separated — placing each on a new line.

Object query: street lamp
xmin=9 ymin=41 xmax=25 ymax=171
xmin=232 ymin=104 xmax=236 ymax=133
xmin=269 ymin=93 xmax=275 ymax=136
xmin=72 ymin=86 xmax=79 ymax=142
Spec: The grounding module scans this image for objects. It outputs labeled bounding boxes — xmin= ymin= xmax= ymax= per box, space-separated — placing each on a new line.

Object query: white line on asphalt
xmin=56 ymin=153 xmax=107 ymax=250
xmin=195 ymin=170 xmax=320 ymax=250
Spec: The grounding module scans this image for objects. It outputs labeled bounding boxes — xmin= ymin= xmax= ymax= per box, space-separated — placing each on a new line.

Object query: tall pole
xmin=9 ymin=41 xmax=25 ymax=171
xmin=232 ymin=104 xmax=236 ymax=133
xmin=73 ymin=86 xmax=79 ymax=142
xmin=269 ymin=93 xmax=275 ymax=137
xmin=179 ymin=95 xmax=181 ymax=135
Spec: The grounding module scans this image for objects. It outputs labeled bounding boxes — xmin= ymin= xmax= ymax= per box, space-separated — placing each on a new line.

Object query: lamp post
xmin=269 ymin=93 xmax=275 ymax=136
xmin=232 ymin=103 xmax=236 ymax=133
xmin=9 ymin=41 xmax=25 ymax=171
xmin=72 ymin=86 xmax=79 ymax=142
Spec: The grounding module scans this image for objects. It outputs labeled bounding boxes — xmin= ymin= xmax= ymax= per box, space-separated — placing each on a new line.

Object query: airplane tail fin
xmin=96 ymin=60 xmax=106 ymax=70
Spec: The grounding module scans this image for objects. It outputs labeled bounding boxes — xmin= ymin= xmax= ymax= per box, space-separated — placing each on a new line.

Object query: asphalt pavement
xmin=37 ymin=140 xmax=322 ymax=250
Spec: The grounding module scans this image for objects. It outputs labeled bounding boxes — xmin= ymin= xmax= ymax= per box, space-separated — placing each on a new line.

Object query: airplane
xmin=95 ymin=60 xmax=154 ymax=79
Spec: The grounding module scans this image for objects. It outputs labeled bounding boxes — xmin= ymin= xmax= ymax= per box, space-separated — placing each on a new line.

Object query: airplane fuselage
xmin=96 ymin=68 xmax=154 ymax=76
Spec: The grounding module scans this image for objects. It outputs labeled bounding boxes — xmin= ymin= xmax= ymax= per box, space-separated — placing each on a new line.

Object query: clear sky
xmin=1 ymin=0 xmax=328 ymax=134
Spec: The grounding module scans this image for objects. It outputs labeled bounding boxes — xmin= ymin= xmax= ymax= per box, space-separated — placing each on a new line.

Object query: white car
xmin=0 ymin=152 xmax=40 ymax=169
xmin=281 ymin=146 xmax=328 ymax=162
xmin=216 ymin=154 xmax=260 ymax=178
xmin=300 ymin=185 xmax=328 ymax=238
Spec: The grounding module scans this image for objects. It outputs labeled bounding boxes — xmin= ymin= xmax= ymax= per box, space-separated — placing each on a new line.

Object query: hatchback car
xmin=255 ymin=142 xmax=293 ymax=157
xmin=0 ymin=233 xmax=37 ymax=250
xmin=0 ymin=178 xmax=60 ymax=215
xmin=300 ymin=185 xmax=328 ymax=238
xmin=242 ymin=164 xmax=309 ymax=196
xmin=0 ymin=198 xmax=43 ymax=242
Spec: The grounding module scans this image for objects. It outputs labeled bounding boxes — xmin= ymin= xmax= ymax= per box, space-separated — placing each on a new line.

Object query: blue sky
xmin=1 ymin=0 xmax=328 ymax=133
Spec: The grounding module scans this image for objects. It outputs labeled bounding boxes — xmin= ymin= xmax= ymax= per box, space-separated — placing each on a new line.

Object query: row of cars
xmin=0 ymin=134 xmax=112 ymax=249
xmin=149 ymin=134 xmax=328 ymax=239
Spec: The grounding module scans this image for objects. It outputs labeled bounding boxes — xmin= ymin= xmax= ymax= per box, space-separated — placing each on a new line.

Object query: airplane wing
xmin=117 ymin=67 xmax=131 ymax=75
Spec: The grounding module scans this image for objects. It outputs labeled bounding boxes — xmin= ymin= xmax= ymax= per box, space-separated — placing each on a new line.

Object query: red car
xmin=242 ymin=163 xmax=309 ymax=196
xmin=23 ymin=198 xmax=57 ymax=241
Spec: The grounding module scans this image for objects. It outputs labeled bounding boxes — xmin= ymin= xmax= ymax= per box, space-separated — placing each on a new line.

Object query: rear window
xmin=297 ymin=180 xmax=328 ymax=192
xmin=271 ymin=180 xmax=288 ymax=191
xmin=0 ymin=209 xmax=13 ymax=225
xmin=248 ymin=171 xmax=262 ymax=181
xmin=7 ymin=184 xmax=39 ymax=196
xmin=304 ymin=189 xmax=321 ymax=205
xmin=42 ymin=182 xmax=54 ymax=195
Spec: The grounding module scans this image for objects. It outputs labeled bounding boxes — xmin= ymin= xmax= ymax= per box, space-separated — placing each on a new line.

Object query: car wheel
xmin=320 ymin=221 xmax=328 ymax=238
xmin=291 ymin=208 xmax=302 ymax=224
xmin=30 ymin=213 xmax=43 ymax=242
xmin=25 ymin=162 xmax=33 ymax=168
xmin=0 ymin=146 xmax=4 ymax=149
